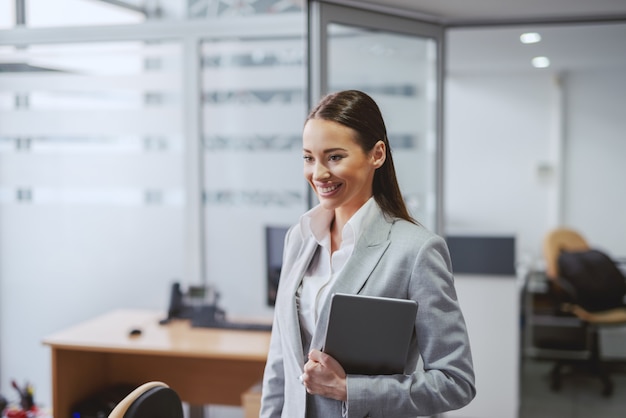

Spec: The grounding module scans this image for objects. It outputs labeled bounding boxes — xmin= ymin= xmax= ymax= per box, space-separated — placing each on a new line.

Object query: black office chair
xmin=108 ymin=381 xmax=183 ymax=418
xmin=542 ymin=228 xmax=626 ymax=397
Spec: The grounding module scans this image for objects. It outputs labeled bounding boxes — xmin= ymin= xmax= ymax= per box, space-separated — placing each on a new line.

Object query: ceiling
xmin=357 ymin=0 xmax=626 ymax=25
xmin=446 ymin=22 xmax=626 ymax=74
xmin=353 ymin=0 xmax=626 ymax=73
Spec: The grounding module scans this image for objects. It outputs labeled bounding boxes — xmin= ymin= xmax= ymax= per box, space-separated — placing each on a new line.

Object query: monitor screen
xmin=266 ymin=226 xmax=289 ymax=306
xmin=445 ymin=235 xmax=516 ymax=276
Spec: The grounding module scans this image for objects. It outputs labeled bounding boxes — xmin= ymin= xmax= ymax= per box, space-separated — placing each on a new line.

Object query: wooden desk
xmin=42 ymin=309 xmax=271 ymax=418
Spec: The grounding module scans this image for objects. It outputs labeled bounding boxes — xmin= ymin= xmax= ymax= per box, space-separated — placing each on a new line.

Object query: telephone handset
xmin=158 ymin=281 xmax=271 ymax=331
xmin=164 ymin=282 xmax=185 ymax=321
xmin=159 ymin=281 xmax=226 ymax=326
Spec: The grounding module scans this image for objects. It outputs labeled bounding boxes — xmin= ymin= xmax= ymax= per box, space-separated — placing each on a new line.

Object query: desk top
xmin=43 ymin=309 xmax=272 ymax=361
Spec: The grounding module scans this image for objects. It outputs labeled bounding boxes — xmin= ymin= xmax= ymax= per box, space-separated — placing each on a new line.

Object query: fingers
xmin=308 ymin=349 xmax=346 ymax=377
xmin=300 ymin=350 xmax=347 ymax=401
xmin=300 ymin=356 xmax=320 ymax=387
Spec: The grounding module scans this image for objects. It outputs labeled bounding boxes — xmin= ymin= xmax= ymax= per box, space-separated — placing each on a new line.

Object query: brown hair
xmin=306 ymin=90 xmax=416 ymax=224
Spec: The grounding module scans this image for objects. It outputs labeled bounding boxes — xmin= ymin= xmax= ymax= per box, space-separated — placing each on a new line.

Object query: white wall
xmin=444 ymin=72 xmax=554 ymax=263
xmin=565 ymin=69 xmax=626 ymax=255
xmin=445 ymin=69 xmax=626 ymax=269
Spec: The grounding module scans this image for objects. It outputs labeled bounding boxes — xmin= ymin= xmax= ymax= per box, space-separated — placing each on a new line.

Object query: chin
xmin=317 ymin=197 xmax=340 ymax=211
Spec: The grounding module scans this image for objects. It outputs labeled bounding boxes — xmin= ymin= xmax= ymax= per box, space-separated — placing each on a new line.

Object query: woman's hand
xmin=301 ymin=349 xmax=347 ymax=401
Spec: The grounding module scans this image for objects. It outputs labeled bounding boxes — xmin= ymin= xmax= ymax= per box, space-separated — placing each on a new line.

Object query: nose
xmin=313 ymin=161 xmax=330 ymax=180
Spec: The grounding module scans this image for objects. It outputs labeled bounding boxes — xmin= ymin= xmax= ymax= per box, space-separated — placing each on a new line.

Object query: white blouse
xmin=296 ymin=197 xmax=376 ymax=340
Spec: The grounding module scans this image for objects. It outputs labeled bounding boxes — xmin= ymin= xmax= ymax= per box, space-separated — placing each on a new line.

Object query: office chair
xmin=108 ymin=381 xmax=184 ymax=418
xmin=541 ymin=227 xmax=626 ymax=397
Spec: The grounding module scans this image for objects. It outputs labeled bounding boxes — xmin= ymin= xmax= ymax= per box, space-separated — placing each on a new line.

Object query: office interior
xmin=1 ymin=1 xmax=625 ymax=417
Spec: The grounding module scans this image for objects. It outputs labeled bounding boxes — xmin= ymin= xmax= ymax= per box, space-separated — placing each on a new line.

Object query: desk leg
xmin=189 ymin=404 xmax=205 ymax=418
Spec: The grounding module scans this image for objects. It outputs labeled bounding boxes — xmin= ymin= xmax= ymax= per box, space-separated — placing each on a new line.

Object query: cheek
xmin=303 ymin=166 xmax=313 ymax=181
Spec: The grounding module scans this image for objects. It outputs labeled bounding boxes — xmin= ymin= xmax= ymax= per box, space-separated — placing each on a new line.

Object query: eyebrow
xmin=302 ymin=147 xmax=348 ymax=153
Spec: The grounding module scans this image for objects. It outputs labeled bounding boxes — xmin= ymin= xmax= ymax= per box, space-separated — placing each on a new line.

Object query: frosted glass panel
xmin=0 ymin=41 xmax=185 ymax=202
xmin=27 ymin=0 xmax=145 ymax=28
xmin=0 ymin=0 xmax=147 ymax=29
xmin=0 ymin=39 xmax=185 ymax=402
xmin=201 ymin=34 xmax=307 ymax=318
xmin=327 ymin=24 xmax=438 ymax=229
xmin=190 ymin=0 xmax=304 ymax=19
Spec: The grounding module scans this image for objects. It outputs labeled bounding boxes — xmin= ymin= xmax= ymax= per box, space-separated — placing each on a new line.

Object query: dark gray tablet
xmin=323 ymin=293 xmax=418 ymax=375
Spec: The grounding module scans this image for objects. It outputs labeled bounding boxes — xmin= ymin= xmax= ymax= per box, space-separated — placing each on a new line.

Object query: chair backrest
xmin=543 ymin=227 xmax=590 ymax=279
xmin=108 ymin=381 xmax=184 ymax=418
xmin=558 ymin=249 xmax=626 ymax=312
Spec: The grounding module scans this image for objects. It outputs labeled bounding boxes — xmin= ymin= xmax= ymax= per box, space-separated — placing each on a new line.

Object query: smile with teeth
xmin=318 ymin=183 xmax=340 ymax=193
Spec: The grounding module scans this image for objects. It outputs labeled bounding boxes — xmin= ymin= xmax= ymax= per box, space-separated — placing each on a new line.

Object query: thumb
xmin=308 ymin=349 xmax=325 ymax=363
xmin=309 ymin=349 xmax=346 ymax=376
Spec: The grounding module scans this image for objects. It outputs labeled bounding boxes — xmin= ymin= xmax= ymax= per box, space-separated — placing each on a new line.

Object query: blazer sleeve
xmin=345 ymin=233 xmax=476 ymax=417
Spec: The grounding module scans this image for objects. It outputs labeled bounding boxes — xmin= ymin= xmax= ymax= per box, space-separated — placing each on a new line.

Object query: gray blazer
xmin=260 ymin=204 xmax=476 ymax=418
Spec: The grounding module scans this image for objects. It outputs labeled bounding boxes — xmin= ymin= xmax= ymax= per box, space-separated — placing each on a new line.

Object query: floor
xmin=519 ymin=358 xmax=626 ymax=418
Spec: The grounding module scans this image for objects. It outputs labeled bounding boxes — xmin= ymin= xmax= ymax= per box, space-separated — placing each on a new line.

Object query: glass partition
xmin=309 ymin=1 xmax=444 ymax=232
xmin=200 ymin=20 xmax=307 ymax=318
xmin=327 ymin=24 xmax=438 ymax=229
xmin=0 ymin=38 xmax=186 ymax=396
xmin=0 ymin=0 xmax=146 ymax=29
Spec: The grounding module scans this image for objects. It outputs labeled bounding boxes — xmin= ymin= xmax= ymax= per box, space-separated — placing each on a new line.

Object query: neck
xmin=330 ymin=216 xmax=343 ymax=253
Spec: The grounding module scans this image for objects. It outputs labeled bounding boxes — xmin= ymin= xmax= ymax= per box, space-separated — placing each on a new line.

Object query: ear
xmin=371 ymin=140 xmax=386 ymax=168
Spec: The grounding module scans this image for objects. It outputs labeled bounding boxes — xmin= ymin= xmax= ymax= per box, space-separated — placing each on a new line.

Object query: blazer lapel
xmin=282 ymin=235 xmax=318 ymax=363
xmin=309 ymin=209 xmax=393 ymax=350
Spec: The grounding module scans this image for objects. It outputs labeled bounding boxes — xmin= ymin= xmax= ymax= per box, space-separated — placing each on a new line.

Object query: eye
xmin=329 ymin=154 xmax=343 ymax=161
xmin=303 ymin=155 xmax=313 ymax=163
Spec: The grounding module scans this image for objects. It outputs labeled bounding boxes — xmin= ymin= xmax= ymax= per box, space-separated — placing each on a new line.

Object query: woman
xmin=260 ymin=90 xmax=475 ymax=417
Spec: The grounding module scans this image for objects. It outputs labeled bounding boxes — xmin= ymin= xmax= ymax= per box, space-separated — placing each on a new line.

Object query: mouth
xmin=316 ymin=183 xmax=341 ymax=195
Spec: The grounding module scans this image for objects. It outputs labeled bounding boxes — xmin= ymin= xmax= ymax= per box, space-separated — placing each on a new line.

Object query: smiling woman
xmin=260 ymin=90 xmax=476 ymax=418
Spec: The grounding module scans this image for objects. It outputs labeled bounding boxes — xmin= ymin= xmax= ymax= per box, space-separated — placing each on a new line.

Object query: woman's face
xmin=302 ymin=118 xmax=384 ymax=219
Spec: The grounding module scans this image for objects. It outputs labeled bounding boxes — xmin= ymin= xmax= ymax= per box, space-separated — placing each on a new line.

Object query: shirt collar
xmin=299 ymin=197 xmax=377 ymax=248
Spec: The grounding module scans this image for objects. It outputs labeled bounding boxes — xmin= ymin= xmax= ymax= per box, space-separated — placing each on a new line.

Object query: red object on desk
xmin=5 ymin=409 xmax=27 ymax=418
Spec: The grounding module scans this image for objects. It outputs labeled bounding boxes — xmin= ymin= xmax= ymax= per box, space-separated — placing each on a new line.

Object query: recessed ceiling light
xmin=520 ymin=32 xmax=542 ymax=44
xmin=532 ymin=56 xmax=550 ymax=68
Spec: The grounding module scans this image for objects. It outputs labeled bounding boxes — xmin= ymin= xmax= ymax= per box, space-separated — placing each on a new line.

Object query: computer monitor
xmin=265 ymin=226 xmax=289 ymax=306
xmin=445 ymin=235 xmax=516 ymax=276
